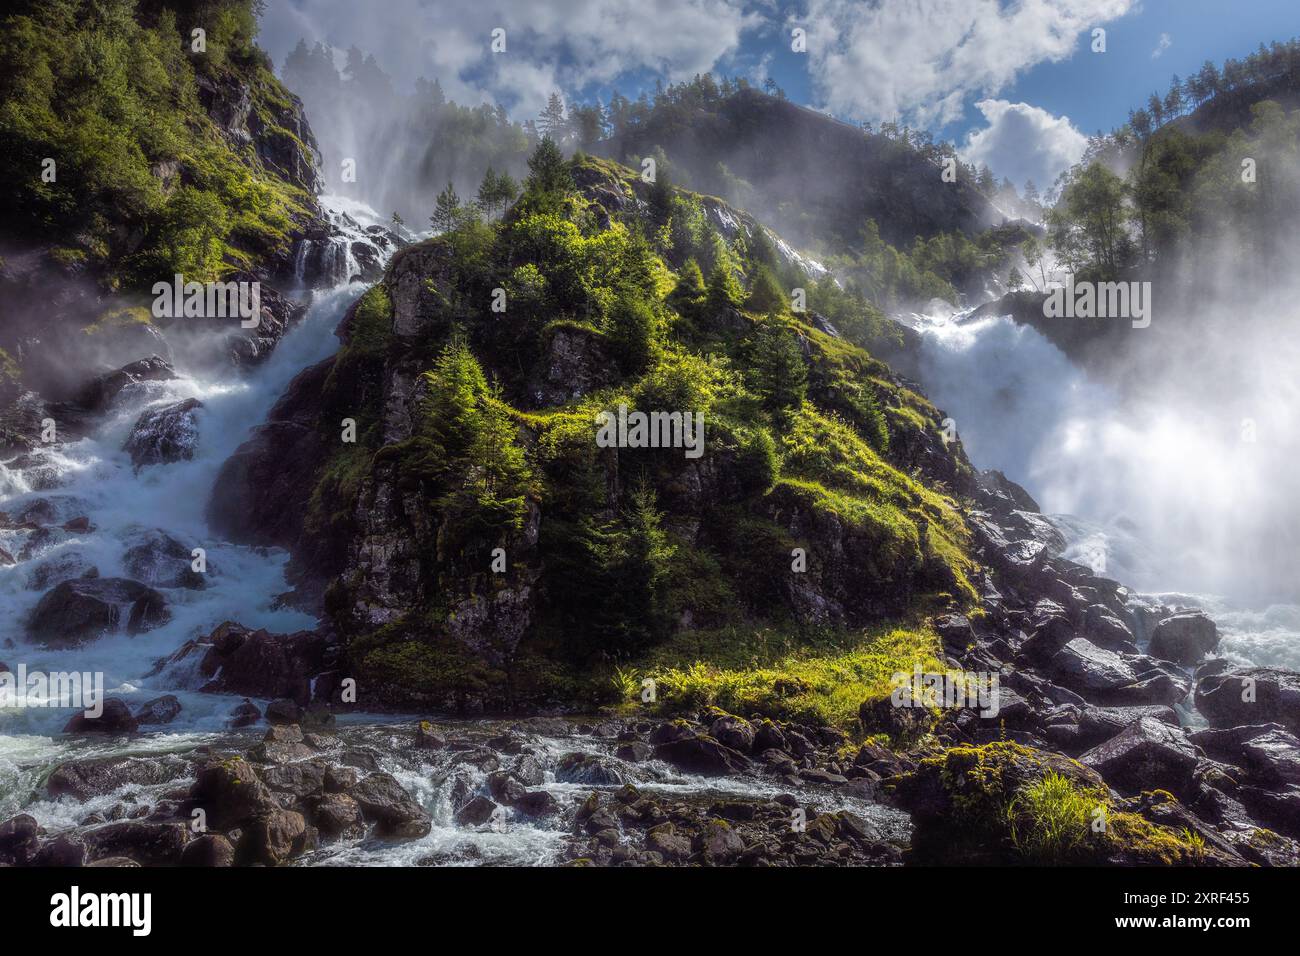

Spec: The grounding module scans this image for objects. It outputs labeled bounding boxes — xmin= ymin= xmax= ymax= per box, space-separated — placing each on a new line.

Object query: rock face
xmin=206 ymin=357 xmax=332 ymax=553
xmin=1149 ymin=612 xmax=1219 ymax=665
xmin=124 ymin=399 xmax=202 ymax=468
xmin=27 ymin=577 xmax=169 ymax=645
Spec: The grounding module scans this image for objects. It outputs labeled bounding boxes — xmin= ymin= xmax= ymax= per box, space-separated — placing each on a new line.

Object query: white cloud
xmin=259 ymin=0 xmax=760 ymax=121
xmin=1151 ymin=32 xmax=1172 ymax=59
xmin=800 ymin=0 xmax=1137 ymax=127
xmin=959 ymin=99 xmax=1088 ymax=191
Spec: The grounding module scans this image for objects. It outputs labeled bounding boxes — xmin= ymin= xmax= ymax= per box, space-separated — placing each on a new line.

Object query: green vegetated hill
xmin=0 ymin=0 xmax=321 ymax=290
xmin=213 ymin=144 xmax=982 ymax=721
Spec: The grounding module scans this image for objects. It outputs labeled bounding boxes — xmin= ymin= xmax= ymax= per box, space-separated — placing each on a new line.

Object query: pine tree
xmin=524 ymin=136 xmax=572 ymax=198
xmin=671 ymin=259 xmax=705 ymax=301
xmin=705 ymin=258 xmax=744 ymax=315
xmin=476 ymin=167 xmax=502 ymax=216
xmin=538 ymin=93 xmax=568 ymax=141
xmin=430 ymin=182 xmax=461 ymax=233
xmin=747 ymin=322 xmax=807 ymax=413
xmin=746 ymin=264 xmax=787 ymax=315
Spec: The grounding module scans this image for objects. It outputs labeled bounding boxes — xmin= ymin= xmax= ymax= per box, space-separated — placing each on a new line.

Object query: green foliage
xmin=605 ymin=289 xmax=657 ymax=374
xmin=1047 ymin=162 xmax=1132 ymax=279
xmin=745 ymin=263 xmax=787 ymax=314
xmin=745 ymin=320 xmax=808 ymax=413
xmin=1007 ymin=771 xmax=1098 ymax=863
xmin=704 ymin=256 xmax=744 ymax=314
xmin=523 ymin=135 xmax=574 ymax=204
xmin=542 ymin=484 xmax=678 ymax=660
xmin=0 ymin=0 xmax=310 ymax=288
xmin=640 ymin=622 xmax=943 ymax=730
xmin=430 ymin=181 xmax=462 ymax=233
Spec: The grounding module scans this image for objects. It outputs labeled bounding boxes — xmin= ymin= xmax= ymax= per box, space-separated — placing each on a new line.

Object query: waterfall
xmin=906 ymin=304 xmax=1300 ymax=671
xmin=0 ymin=199 xmax=397 ymax=792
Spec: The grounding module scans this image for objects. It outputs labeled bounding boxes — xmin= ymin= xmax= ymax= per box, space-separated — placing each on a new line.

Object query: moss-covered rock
xmin=892 ymin=741 xmax=1240 ymax=865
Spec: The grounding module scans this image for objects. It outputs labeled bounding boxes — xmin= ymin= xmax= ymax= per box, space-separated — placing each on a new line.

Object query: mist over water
xmin=909 ymin=283 xmax=1300 ymax=670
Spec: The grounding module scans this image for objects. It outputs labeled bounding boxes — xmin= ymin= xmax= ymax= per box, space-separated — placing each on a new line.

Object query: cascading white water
xmin=0 ymin=199 xmax=398 ymax=815
xmin=907 ymin=305 xmax=1300 ymax=671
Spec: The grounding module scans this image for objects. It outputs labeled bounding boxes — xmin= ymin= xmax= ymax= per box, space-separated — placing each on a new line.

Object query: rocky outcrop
xmin=152 ymin=621 xmax=334 ymax=706
xmin=206 ymin=357 xmax=333 ymax=553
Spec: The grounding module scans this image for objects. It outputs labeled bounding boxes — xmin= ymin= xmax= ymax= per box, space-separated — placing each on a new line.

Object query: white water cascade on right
xmin=906 ymin=302 xmax=1300 ymax=672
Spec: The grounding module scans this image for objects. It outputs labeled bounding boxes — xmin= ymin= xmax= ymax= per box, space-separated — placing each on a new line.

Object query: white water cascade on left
xmin=0 ymin=198 xmax=391 ymax=821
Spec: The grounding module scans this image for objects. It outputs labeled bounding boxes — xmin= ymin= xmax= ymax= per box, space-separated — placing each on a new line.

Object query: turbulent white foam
xmin=0 ymin=279 xmax=366 ymax=745
xmin=908 ymin=306 xmax=1300 ymax=668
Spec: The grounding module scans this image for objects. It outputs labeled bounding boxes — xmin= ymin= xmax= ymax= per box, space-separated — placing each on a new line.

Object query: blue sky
xmin=261 ymin=0 xmax=1300 ymax=190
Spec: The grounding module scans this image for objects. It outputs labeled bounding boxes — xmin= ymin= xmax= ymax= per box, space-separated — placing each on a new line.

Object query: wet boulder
xmin=71 ymin=356 xmax=176 ymax=413
xmin=1148 ymin=612 xmax=1219 ymax=665
xmin=707 ymin=713 xmax=756 ymax=754
xmin=179 ymin=834 xmax=236 ymax=867
xmin=82 ymin=821 xmax=189 ymax=866
xmin=188 ymin=757 xmax=281 ymax=830
xmin=196 ymin=622 xmax=329 ymax=704
xmin=1082 ymin=604 xmax=1137 ymax=652
xmin=1075 ymin=705 xmax=1179 ymax=751
xmin=28 ymin=577 xmax=169 ymax=646
xmin=134 ymin=694 xmax=182 ymax=726
xmin=62 ymin=698 xmax=139 ymax=735
xmin=1048 ymin=638 xmax=1137 ymax=696
xmin=25 ymin=550 xmax=97 ymax=590
xmin=1017 ymin=598 xmax=1077 ymax=659
xmin=309 ymin=793 xmax=365 ymax=839
xmin=1080 ymin=717 xmax=1200 ymax=797
xmin=350 ymin=772 xmax=431 ymax=839
xmin=454 ymin=795 xmax=499 ymax=828
xmin=556 ymin=753 xmax=625 ymax=786
xmin=124 ymin=398 xmax=202 ymax=469
xmin=1190 ymin=724 xmax=1300 ymax=787
xmin=486 ymin=772 xmax=528 ymax=805
xmin=0 ymin=814 xmax=41 ymax=865
xmin=514 ymin=790 xmax=558 ymax=818
xmin=653 ymin=732 xmax=750 ymax=776
xmin=33 ymin=834 xmax=87 ymax=867
xmin=251 ymin=725 xmax=316 ymax=765
xmin=123 ymin=530 xmax=206 ymax=589
xmin=239 ymin=810 xmax=312 ymax=866
xmin=265 ymin=699 xmax=303 ymax=725
xmin=1195 ymin=666 xmax=1300 ymax=735
xmin=224 ymin=701 xmax=260 ymax=731
xmin=47 ymin=754 xmax=189 ymax=801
